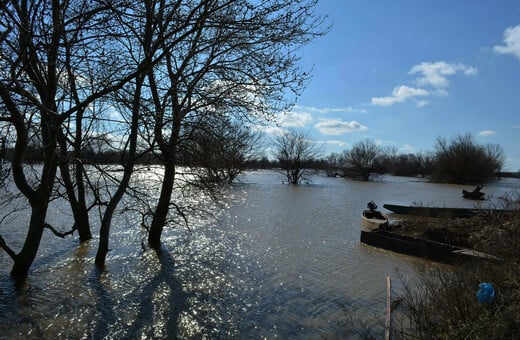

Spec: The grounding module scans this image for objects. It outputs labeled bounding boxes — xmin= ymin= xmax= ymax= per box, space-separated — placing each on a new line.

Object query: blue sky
xmin=263 ymin=1 xmax=520 ymax=171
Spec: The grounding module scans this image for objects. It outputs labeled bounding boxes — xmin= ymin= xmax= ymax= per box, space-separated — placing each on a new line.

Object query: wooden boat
xmin=383 ymin=203 xmax=517 ymax=219
xmin=382 ymin=204 xmax=477 ymax=218
xmin=360 ymin=229 xmax=499 ymax=263
xmin=361 ymin=209 xmax=389 ymax=231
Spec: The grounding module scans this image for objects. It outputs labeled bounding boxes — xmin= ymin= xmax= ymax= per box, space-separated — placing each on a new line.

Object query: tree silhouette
xmin=274 ymin=129 xmax=321 ymax=184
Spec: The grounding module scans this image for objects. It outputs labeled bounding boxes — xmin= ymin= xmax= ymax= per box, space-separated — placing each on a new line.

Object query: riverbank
xmin=389 ymin=205 xmax=520 ymax=338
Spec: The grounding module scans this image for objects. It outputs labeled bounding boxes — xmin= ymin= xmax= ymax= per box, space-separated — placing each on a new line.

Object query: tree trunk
xmin=73 ymin=201 xmax=92 ymax=242
xmin=70 ymin=158 xmax=91 ymax=241
xmin=58 ymin=162 xmax=92 ymax=242
xmin=95 ymin=163 xmax=136 ymax=267
xmin=148 ymin=162 xmax=176 ymax=249
xmin=57 ymin=131 xmax=92 ymax=241
xmin=10 ymin=201 xmax=47 ymax=279
xmin=94 ymin=70 xmax=147 ymax=267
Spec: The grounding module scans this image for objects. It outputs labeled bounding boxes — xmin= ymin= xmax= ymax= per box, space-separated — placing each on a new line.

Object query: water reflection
xmin=1 ymin=171 xmax=519 ymax=338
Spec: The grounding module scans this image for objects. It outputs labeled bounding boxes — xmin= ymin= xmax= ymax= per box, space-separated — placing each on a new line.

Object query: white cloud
xmin=409 ymin=61 xmax=477 ymax=89
xmin=252 ymin=125 xmax=285 ymax=136
xmin=477 ymin=130 xmax=496 ymax=137
xmin=372 ymin=61 xmax=477 ymax=107
xmin=399 ymin=144 xmax=416 ymax=153
xmin=278 ymin=111 xmax=313 ymax=127
xmin=324 ymin=140 xmax=350 ymax=148
xmin=371 ymin=85 xmax=429 ymax=106
xmin=294 ymin=105 xmax=367 ymax=114
xmin=494 ymin=25 xmax=520 ymax=59
xmin=315 ymin=119 xmax=368 ymax=135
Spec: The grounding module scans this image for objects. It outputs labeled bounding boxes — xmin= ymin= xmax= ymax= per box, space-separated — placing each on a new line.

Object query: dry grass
xmin=392 ymin=194 xmax=520 ymax=339
xmin=344 ymin=192 xmax=520 ymax=338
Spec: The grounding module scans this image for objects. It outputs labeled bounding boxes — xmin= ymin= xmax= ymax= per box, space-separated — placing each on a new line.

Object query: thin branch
xmin=43 ymin=223 xmax=76 ymax=238
xmin=0 ymin=233 xmax=16 ymax=260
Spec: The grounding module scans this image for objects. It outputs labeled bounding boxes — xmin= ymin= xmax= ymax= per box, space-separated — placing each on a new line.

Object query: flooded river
xmin=1 ymin=170 xmax=519 ymax=338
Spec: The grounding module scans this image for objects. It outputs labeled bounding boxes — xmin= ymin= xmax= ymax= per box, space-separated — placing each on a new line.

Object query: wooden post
xmin=385 ymin=276 xmax=391 ymax=340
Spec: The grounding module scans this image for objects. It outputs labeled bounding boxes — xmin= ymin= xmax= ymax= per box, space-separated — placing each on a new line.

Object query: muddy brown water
xmin=1 ymin=170 xmax=518 ymax=338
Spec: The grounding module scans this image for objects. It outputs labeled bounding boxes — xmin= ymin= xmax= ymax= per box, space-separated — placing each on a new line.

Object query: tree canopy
xmin=431 ymin=134 xmax=505 ymax=184
xmin=0 ymin=0 xmax=327 ymax=278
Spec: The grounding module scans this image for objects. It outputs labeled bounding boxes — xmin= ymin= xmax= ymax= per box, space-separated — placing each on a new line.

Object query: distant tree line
xmin=4 ymin=131 xmax=508 ymax=186
xmin=272 ymin=132 xmax=507 ymax=184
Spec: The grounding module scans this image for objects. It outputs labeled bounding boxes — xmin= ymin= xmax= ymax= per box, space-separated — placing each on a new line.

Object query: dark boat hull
xmin=382 ymin=204 xmax=477 ymax=218
xmin=360 ymin=229 xmax=460 ymax=262
xmin=462 ymin=190 xmax=485 ymax=200
xmin=360 ymin=230 xmax=497 ymax=263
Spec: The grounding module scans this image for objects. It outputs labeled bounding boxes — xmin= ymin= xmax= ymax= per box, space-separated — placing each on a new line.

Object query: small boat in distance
xmin=462 ymin=186 xmax=485 ymax=200
xmin=362 ymin=201 xmax=389 ymax=231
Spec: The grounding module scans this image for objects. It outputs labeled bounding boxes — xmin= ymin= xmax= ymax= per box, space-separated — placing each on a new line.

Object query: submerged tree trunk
xmin=10 ymin=203 xmax=47 ymax=278
xmin=95 ymin=176 xmax=129 ymax=266
xmin=10 ymin=127 xmax=58 ymax=279
xmin=94 ymin=132 xmax=139 ymax=267
xmin=94 ymin=71 xmax=146 ymax=266
xmin=57 ymin=131 xmax=92 ymax=241
xmin=74 ymin=161 xmax=92 ymax=241
xmin=63 ymin=176 xmax=92 ymax=242
xmin=148 ymin=162 xmax=176 ymax=249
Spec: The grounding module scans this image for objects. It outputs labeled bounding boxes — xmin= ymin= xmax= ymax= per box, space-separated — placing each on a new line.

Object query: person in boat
xmin=367 ymin=201 xmax=378 ymax=212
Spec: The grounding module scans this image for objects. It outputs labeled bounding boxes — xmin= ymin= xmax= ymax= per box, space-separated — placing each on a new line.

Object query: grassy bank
xmin=389 ymin=197 xmax=520 ymax=338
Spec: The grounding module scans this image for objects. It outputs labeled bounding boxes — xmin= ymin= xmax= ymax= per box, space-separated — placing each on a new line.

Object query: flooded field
xmin=1 ymin=170 xmax=518 ymax=338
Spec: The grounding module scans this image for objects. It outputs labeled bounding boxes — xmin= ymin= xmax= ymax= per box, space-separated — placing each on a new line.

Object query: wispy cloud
xmin=371 ymin=86 xmax=429 ymax=106
xmin=315 ymin=119 xmax=368 ymax=135
xmin=252 ymin=125 xmax=285 ymax=136
xmin=494 ymin=25 xmax=520 ymax=59
xmin=372 ymin=61 xmax=477 ymax=107
xmin=294 ymin=105 xmax=367 ymax=114
xmin=399 ymin=144 xmax=416 ymax=153
xmin=277 ymin=111 xmax=313 ymax=127
xmin=323 ymin=140 xmax=350 ymax=148
xmin=477 ymin=130 xmax=496 ymax=137
xmin=409 ymin=61 xmax=477 ymax=89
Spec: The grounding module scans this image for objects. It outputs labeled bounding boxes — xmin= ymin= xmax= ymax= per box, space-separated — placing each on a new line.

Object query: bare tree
xmin=186 ymin=117 xmax=263 ymax=183
xmin=486 ymin=143 xmax=505 ymax=180
xmin=0 ymin=1 xmax=113 ymax=278
xmin=140 ymin=0 xmax=326 ymax=248
xmin=0 ymin=0 xmax=327 ymax=274
xmin=342 ymin=139 xmax=383 ymax=181
xmin=325 ymin=152 xmax=341 ymax=177
xmin=274 ymin=129 xmax=321 ymax=184
xmin=94 ymin=0 xmax=199 ymax=266
xmin=0 ymin=0 xmax=166 ymax=278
